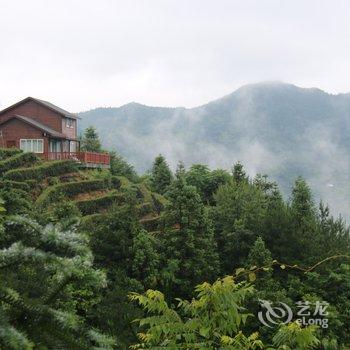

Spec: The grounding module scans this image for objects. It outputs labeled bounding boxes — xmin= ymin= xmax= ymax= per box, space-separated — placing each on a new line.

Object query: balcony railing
xmin=42 ymin=152 xmax=110 ymax=166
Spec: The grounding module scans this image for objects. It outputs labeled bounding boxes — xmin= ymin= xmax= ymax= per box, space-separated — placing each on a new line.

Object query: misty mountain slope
xmin=79 ymin=82 xmax=350 ymax=218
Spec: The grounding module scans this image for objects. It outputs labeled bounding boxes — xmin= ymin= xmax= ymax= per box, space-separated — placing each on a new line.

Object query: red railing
xmin=43 ymin=152 xmax=110 ymax=165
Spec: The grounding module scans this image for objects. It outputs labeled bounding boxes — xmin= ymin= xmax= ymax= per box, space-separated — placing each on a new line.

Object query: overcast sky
xmin=0 ymin=0 xmax=349 ymax=111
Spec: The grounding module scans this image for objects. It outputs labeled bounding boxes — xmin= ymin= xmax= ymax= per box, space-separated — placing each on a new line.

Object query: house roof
xmin=0 ymin=97 xmax=80 ymax=119
xmin=0 ymin=115 xmax=77 ymax=140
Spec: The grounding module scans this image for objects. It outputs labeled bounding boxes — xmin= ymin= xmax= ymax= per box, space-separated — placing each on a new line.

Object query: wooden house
xmin=0 ymin=97 xmax=109 ymax=167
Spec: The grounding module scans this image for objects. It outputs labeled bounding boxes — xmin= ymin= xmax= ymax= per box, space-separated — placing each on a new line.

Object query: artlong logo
xmin=258 ymin=299 xmax=293 ymax=327
xmin=258 ymin=299 xmax=329 ymax=328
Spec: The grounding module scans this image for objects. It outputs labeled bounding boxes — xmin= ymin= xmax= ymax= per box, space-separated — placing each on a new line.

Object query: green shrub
xmin=0 ymin=152 xmax=39 ymax=175
xmin=137 ymin=202 xmax=154 ymax=216
xmin=25 ymin=179 xmax=38 ymax=187
xmin=50 ymin=197 xmax=81 ymax=222
xmin=151 ymin=192 xmax=169 ymax=214
xmin=116 ymin=176 xmax=131 ymax=188
xmin=76 ymin=192 xmax=125 ymax=215
xmin=0 ymin=180 xmax=30 ymax=192
xmin=140 ymin=216 xmax=162 ymax=232
xmin=0 ymin=147 xmax=22 ymax=160
xmin=47 ymin=176 xmax=60 ymax=186
xmin=137 ymin=183 xmax=153 ymax=202
xmin=89 ymin=169 xmax=112 ymax=181
xmin=36 ymin=179 xmax=112 ymax=207
xmin=79 ymin=213 xmax=105 ymax=231
xmin=0 ymin=188 xmax=31 ymax=214
xmin=4 ymin=160 xmax=78 ymax=181
xmin=111 ymin=176 xmax=121 ymax=189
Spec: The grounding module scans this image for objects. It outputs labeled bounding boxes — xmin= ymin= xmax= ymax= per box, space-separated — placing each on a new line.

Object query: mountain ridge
xmin=78 ymin=81 xmax=350 ymax=219
xmin=78 ymin=82 xmax=348 ymax=113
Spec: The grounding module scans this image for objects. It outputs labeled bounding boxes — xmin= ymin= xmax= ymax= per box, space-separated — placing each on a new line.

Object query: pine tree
xmin=232 ymin=161 xmax=248 ymax=184
xmin=81 ymin=126 xmax=102 ymax=152
xmin=86 ymin=205 xmax=160 ymax=347
xmin=186 ymin=165 xmax=231 ymax=204
xmin=132 ymin=229 xmax=160 ymax=288
xmin=247 ymin=236 xmax=272 ymax=268
xmin=213 ymin=174 xmax=268 ymax=272
xmin=186 ymin=164 xmax=211 ymax=202
xmin=0 ymin=214 xmax=115 ymax=349
xmin=150 ymin=154 xmax=173 ymax=194
xmin=161 ymin=163 xmax=219 ymax=298
xmin=289 ymin=177 xmax=317 ymax=263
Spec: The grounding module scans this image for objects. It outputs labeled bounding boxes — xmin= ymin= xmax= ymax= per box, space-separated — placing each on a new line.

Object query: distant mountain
xmin=78 ymin=82 xmax=350 ymax=219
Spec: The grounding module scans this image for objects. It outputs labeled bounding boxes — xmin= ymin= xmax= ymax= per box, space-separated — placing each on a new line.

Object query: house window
xmin=20 ymin=139 xmax=44 ymax=153
xmin=65 ymin=118 xmax=74 ymax=128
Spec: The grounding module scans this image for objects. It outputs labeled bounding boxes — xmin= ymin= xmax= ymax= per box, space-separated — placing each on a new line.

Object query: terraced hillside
xmin=0 ymin=148 xmax=166 ymax=233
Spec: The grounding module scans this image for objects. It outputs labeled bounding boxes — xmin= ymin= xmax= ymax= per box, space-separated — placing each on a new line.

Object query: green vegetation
xmin=4 ymin=160 xmax=78 ymax=181
xmin=0 ymin=179 xmax=30 ymax=191
xmin=36 ymin=178 xmax=112 ymax=206
xmin=0 ymin=152 xmax=39 ymax=175
xmin=80 ymin=83 xmax=350 ymax=221
xmin=150 ymin=154 xmax=173 ymax=194
xmin=80 ymin=126 xmax=102 ymax=152
xmin=0 ymin=147 xmax=22 ymax=160
xmin=0 ymin=212 xmax=114 ymax=349
xmin=76 ymin=191 xmax=125 ymax=215
xmin=0 ymin=147 xmax=349 ymax=349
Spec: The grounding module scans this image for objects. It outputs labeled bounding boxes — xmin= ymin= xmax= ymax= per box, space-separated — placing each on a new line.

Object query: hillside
xmin=0 ymin=149 xmax=165 ymax=233
xmin=79 ymin=82 xmax=350 ymax=219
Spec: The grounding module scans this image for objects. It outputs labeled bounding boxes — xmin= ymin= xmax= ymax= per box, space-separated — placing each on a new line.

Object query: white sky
xmin=0 ymin=0 xmax=349 ymax=111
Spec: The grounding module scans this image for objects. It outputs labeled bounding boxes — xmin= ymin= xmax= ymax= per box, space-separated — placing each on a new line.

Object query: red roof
xmin=0 ymin=97 xmax=80 ymax=120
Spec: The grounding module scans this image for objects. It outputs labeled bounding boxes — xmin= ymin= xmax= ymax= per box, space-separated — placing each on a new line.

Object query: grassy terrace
xmin=0 ymin=149 xmax=164 ymax=231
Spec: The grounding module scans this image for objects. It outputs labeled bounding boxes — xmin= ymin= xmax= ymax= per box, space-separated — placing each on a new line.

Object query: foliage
xmin=272 ymin=322 xmax=319 ymax=350
xmin=150 ymin=154 xmax=173 ymax=195
xmin=0 ymin=187 xmax=31 ymax=215
xmin=44 ymin=194 xmax=82 ymax=226
xmin=160 ymin=163 xmax=220 ymax=298
xmin=186 ymin=164 xmax=231 ymax=204
xmin=81 ymin=126 xmax=102 ymax=152
xmin=0 ymin=148 xmax=349 ymax=349
xmin=110 ymin=150 xmax=138 ymax=181
xmin=4 ymin=160 xmax=78 ymax=181
xmin=0 ymin=152 xmax=39 ymax=175
xmin=0 ymin=147 xmax=22 ymax=160
xmin=85 ymin=205 xmax=161 ymax=347
xmin=130 ymin=277 xmax=261 ymax=349
xmin=75 ymin=191 xmax=125 ymax=215
xmin=0 ymin=179 xmax=30 ymax=192
xmin=0 ymin=213 xmax=115 ymax=349
xmin=130 ymin=276 xmax=321 ymax=350
xmin=36 ymin=178 xmax=112 ymax=207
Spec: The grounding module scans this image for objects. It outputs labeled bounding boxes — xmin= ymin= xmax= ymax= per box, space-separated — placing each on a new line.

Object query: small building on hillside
xmin=0 ymin=97 xmax=109 ymax=167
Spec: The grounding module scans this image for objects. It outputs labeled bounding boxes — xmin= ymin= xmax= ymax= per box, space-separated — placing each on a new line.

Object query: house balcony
xmin=42 ymin=151 xmax=110 ymax=168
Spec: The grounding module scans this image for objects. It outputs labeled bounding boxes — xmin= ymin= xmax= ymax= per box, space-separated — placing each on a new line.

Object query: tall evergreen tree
xmin=213 ymin=171 xmax=268 ymax=271
xmin=85 ymin=205 xmax=161 ymax=347
xmin=186 ymin=165 xmax=231 ymax=204
xmin=161 ymin=164 xmax=219 ymax=298
xmin=81 ymin=126 xmax=102 ymax=152
xmin=289 ymin=177 xmax=317 ymax=263
xmin=0 ymin=213 xmax=114 ymax=349
xmin=232 ymin=161 xmax=248 ymax=184
xmin=150 ymin=154 xmax=173 ymax=194
xmin=247 ymin=236 xmax=273 ymax=268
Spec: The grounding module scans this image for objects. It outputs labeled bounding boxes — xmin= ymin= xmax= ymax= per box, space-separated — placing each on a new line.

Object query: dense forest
xmin=0 ymin=127 xmax=349 ymax=349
